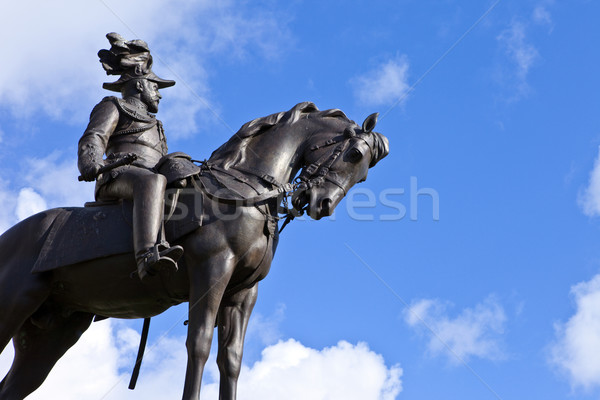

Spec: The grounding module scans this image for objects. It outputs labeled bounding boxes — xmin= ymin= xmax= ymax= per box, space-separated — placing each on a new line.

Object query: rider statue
xmin=77 ymin=33 xmax=183 ymax=280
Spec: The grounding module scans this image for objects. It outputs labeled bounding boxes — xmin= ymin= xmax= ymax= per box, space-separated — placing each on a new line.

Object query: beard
xmin=146 ymin=99 xmax=159 ymax=113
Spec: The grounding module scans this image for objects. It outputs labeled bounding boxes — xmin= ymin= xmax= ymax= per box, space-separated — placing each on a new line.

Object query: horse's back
xmin=0 ymin=204 xmax=133 ymax=275
xmin=32 ymin=204 xmax=134 ymax=273
xmin=0 ymin=208 xmax=66 ymax=271
xmin=0 ymin=206 xmax=186 ymax=318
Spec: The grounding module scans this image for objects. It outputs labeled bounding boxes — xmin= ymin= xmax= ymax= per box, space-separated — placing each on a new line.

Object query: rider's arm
xmin=77 ymin=98 xmax=119 ymax=181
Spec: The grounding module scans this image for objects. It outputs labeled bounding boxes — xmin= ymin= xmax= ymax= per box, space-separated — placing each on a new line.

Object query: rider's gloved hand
xmin=79 ymin=163 xmax=102 ymax=182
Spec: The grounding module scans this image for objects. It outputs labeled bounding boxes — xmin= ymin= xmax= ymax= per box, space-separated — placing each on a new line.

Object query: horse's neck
xmin=231 ymin=125 xmax=311 ymax=185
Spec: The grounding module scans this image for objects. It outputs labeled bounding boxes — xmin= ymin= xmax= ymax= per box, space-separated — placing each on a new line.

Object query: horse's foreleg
xmin=216 ymin=283 xmax=258 ymax=400
xmin=182 ymin=253 xmax=235 ymax=400
xmin=0 ymin=311 xmax=93 ymax=400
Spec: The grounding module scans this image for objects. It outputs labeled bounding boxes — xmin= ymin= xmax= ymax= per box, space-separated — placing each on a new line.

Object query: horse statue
xmin=0 ymin=102 xmax=389 ymax=400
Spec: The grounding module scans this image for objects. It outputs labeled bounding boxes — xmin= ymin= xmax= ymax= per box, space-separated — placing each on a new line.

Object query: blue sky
xmin=1 ymin=0 xmax=600 ymax=399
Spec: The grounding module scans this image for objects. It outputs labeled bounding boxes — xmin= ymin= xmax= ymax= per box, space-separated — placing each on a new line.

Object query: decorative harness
xmin=189 ymin=131 xmax=373 ymax=232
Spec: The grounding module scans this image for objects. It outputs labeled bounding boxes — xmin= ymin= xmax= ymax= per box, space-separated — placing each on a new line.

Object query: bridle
xmin=192 ymin=128 xmax=373 ymax=233
xmin=295 ymin=130 xmax=373 ymax=197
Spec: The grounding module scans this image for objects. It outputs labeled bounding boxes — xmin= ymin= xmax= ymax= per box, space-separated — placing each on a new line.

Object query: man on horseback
xmin=77 ymin=33 xmax=183 ymax=280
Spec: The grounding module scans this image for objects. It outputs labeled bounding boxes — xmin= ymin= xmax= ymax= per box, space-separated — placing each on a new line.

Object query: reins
xmin=188 ymin=133 xmax=360 ymax=233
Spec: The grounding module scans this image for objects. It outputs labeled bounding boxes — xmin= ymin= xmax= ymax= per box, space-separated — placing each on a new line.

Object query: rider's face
xmin=139 ymin=80 xmax=161 ymax=113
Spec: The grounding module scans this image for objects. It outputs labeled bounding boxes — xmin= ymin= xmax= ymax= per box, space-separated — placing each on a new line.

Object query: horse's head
xmin=292 ymin=112 xmax=389 ymax=220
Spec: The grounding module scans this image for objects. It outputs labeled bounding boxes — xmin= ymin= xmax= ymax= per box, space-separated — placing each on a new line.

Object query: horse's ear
xmin=362 ymin=112 xmax=379 ymax=133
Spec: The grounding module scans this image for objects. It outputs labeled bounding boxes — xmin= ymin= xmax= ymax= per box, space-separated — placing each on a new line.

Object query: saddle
xmin=31 ymin=154 xmax=203 ymax=274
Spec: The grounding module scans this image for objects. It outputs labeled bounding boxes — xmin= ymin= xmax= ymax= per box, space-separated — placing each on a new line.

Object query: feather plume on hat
xmin=98 ymin=32 xmax=175 ymax=92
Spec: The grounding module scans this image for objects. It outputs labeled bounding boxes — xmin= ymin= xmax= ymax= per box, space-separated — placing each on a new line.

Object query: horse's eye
xmin=347 ymin=147 xmax=363 ymax=163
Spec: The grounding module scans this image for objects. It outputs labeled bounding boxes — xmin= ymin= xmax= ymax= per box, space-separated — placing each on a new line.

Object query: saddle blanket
xmin=31 ymin=193 xmax=203 ymax=273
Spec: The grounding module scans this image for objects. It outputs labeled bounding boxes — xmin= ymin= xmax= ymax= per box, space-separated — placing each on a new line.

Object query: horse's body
xmin=0 ymin=102 xmax=388 ymax=400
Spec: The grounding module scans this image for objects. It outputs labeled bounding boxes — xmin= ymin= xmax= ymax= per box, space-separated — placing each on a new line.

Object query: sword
xmin=77 ymin=153 xmax=138 ymax=181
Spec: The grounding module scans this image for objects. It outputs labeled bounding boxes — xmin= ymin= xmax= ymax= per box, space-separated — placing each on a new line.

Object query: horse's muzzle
xmin=306 ymin=186 xmax=343 ymax=220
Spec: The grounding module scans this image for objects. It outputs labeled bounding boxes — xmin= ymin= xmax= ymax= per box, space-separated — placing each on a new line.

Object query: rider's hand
xmin=80 ymin=163 xmax=102 ymax=182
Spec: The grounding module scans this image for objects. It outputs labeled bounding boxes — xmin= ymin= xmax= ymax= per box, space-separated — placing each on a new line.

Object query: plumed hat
xmin=98 ymin=32 xmax=175 ymax=92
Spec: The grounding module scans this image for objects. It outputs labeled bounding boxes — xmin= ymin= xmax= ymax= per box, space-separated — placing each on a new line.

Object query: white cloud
xmin=245 ymin=304 xmax=286 ymax=347
xmin=15 ymin=188 xmax=47 ymax=221
xmin=533 ymin=5 xmax=553 ymax=27
xmin=0 ymin=321 xmax=130 ymax=400
xmin=0 ymin=320 xmax=188 ymax=400
xmin=0 ymin=1 xmax=290 ymax=135
xmin=497 ymin=20 xmax=539 ymax=98
xmin=0 ymin=152 xmax=95 ymax=234
xmin=550 ymin=274 xmax=600 ymax=391
xmin=21 ymin=152 xmax=94 ymax=208
xmin=231 ymin=339 xmax=401 ymax=400
xmin=578 ymin=146 xmax=600 ymax=217
xmin=0 ymin=180 xmax=18 ymax=234
xmin=352 ymin=56 xmax=410 ymax=107
xmin=404 ymin=296 xmax=507 ymax=363
xmin=1 ymin=322 xmax=401 ymax=400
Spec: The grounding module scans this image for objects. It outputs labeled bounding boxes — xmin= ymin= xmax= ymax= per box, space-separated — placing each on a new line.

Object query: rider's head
xmin=122 ymin=78 xmax=161 ymax=113
xmin=100 ymin=33 xmax=175 ymax=110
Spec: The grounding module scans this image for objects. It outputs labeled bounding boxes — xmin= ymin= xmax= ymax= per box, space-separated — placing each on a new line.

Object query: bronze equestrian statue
xmin=0 ymin=34 xmax=389 ymax=400
xmin=78 ymin=32 xmax=183 ymax=280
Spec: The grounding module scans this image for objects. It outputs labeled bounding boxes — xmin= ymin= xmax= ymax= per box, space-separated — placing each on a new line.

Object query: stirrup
xmin=157 ymin=241 xmax=184 ymax=263
xmin=136 ymin=244 xmax=183 ymax=281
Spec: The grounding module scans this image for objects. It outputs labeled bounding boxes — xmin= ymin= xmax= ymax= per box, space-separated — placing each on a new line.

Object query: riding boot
xmin=133 ymin=177 xmax=183 ymax=280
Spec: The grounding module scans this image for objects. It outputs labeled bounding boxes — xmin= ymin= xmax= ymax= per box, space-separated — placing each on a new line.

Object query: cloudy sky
xmin=1 ymin=0 xmax=600 ymax=399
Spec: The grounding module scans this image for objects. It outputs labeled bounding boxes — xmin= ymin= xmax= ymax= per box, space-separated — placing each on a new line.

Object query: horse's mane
xmin=209 ymin=101 xmax=388 ymax=169
xmin=209 ymin=102 xmax=356 ymax=168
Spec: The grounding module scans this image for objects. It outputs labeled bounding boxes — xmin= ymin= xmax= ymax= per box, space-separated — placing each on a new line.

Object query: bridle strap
xmin=297 ymin=139 xmax=352 ymax=195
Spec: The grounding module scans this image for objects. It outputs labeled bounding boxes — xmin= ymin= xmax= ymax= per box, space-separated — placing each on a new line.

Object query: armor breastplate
xmin=106 ymin=98 xmax=168 ymax=168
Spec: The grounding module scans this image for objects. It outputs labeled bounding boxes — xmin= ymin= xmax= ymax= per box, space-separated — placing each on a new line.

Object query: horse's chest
xmin=227 ymin=233 xmax=276 ymax=293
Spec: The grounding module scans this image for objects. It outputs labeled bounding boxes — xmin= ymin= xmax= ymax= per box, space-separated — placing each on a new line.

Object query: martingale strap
xmin=128 ymin=317 xmax=150 ymax=390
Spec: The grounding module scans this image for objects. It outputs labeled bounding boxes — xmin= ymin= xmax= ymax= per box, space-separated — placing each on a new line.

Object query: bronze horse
xmin=0 ymin=102 xmax=388 ymax=400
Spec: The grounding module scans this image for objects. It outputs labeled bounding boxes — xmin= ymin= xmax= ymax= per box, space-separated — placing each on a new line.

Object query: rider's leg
xmin=97 ymin=168 xmax=183 ymax=279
